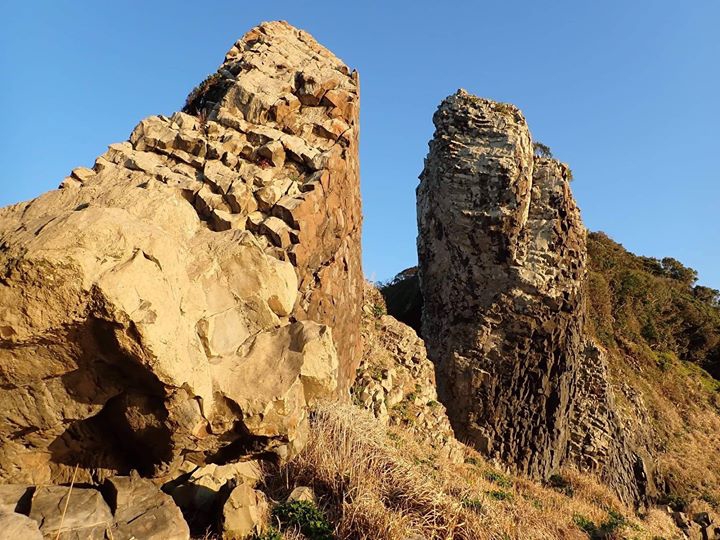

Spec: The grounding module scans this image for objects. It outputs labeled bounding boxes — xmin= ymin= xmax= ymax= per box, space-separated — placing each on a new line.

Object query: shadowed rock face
xmin=0 ymin=21 xmax=361 ymax=484
xmin=417 ymin=90 xmax=645 ymax=503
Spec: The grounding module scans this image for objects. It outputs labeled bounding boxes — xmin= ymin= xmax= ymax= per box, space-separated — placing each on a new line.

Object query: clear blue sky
xmin=2 ymin=1 xmax=719 ymax=288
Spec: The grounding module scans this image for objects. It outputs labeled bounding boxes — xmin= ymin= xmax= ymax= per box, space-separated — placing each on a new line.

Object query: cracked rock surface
xmin=0 ymin=21 xmax=361 ymax=485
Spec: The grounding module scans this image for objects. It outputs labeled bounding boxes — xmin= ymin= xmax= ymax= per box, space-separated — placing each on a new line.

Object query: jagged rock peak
xmin=417 ymin=90 xmax=644 ymax=503
xmin=0 ymin=21 xmax=361 ymax=485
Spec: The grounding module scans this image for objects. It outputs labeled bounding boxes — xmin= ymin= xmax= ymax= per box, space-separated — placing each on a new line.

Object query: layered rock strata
xmin=417 ymin=90 xmax=644 ymax=502
xmin=0 ymin=21 xmax=361 ymax=484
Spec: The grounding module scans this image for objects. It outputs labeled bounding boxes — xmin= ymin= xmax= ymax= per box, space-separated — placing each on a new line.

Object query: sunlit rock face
xmin=0 ymin=21 xmax=362 ymax=484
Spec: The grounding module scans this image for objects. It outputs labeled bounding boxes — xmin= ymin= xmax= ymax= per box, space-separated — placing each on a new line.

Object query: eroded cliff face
xmin=417 ymin=90 xmax=645 ymax=503
xmin=0 ymin=21 xmax=362 ymax=484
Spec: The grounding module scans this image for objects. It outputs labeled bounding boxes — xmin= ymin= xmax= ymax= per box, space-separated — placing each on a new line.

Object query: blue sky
xmin=2 ymin=1 xmax=719 ymax=288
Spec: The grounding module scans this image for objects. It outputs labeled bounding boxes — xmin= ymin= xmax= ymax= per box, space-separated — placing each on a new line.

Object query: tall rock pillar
xmin=418 ymin=90 xmax=586 ymax=479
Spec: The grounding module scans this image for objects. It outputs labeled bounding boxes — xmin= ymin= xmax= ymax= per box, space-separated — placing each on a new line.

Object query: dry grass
xmin=272 ymin=402 xmax=678 ymax=540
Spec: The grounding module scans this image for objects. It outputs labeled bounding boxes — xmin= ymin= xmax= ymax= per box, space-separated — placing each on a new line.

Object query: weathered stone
xmin=29 ymin=486 xmax=112 ymax=540
xmin=417 ymin=90 xmax=643 ymax=503
xmin=287 ymin=486 xmax=316 ymax=503
xmin=211 ymin=321 xmax=338 ymax=455
xmin=0 ymin=510 xmax=42 ymax=540
xmin=0 ymin=21 xmax=360 ymax=485
xmin=0 ymin=484 xmax=33 ymax=514
xmin=257 ymin=140 xmax=286 ymax=168
xmin=221 ymin=481 xmax=269 ymax=539
xmin=104 ymin=474 xmax=189 ymax=540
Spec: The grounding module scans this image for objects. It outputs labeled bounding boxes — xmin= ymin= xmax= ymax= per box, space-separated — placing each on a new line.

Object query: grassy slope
xmin=586 ymin=232 xmax=720 ymax=511
xmin=262 ymin=402 xmax=678 ymax=539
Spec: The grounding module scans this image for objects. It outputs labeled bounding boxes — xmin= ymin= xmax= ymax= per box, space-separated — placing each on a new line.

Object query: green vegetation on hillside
xmin=587 ymin=231 xmax=720 ymax=379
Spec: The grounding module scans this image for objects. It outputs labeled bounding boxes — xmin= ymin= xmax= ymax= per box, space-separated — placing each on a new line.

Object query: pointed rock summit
xmin=0 ymin=21 xmax=362 ymax=485
xmin=417 ymin=90 xmax=646 ymax=503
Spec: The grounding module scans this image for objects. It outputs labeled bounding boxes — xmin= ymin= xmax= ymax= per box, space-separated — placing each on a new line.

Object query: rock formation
xmin=0 ymin=21 xmax=361 ymax=485
xmin=353 ymin=284 xmax=462 ymax=461
xmin=417 ymin=90 xmax=644 ymax=503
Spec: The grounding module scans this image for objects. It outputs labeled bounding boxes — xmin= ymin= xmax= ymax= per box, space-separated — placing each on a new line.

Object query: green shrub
xmin=460 ymin=497 xmax=485 ymax=513
xmin=533 ymin=142 xmax=553 ymax=158
xmin=662 ymin=493 xmax=688 ymax=512
xmin=573 ymin=510 xmax=628 ymax=539
xmin=485 ymin=489 xmax=513 ymax=502
xmin=655 ymin=351 xmax=675 ymax=372
xmin=252 ymin=527 xmax=283 ymax=540
xmin=371 ymin=302 xmax=386 ymax=318
xmin=701 ymin=491 xmax=720 ymax=508
xmin=573 ymin=514 xmax=596 ymax=535
xmin=273 ymin=500 xmax=334 ymax=540
xmin=484 ymin=470 xmax=513 ymax=488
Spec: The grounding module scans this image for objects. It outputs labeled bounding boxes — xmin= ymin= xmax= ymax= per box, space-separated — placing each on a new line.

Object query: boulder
xmin=168 ymin=461 xmax=262 ymax=525
xmin=0 ymin=484 xmax=33 ymax=514
xmin=28 ymin=486 xmax=112 ymax=540
xmin=0 ymin=510 xmax=42 ymax=540
xmin=221 ymin=481 xmax=269 ymax=539
xmin=0 ymin=21 xmax=360 ymax=485
xmin=104 ymin=474 xmax=189 ymax=540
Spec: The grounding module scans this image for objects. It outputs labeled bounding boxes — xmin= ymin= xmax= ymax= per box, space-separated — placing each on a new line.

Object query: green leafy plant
xmin=573 ymin=510 xmax=628 ymax=539
xmin=573 ymin=514 xmax=596 ymax=535
xmin=273 ymin=500 xmax=334 ymax=540
xmin=252 ymin=527 xmax=283 ymax=540
xmin=371 ymin=302 xmax=386 ymax=318
xmin=484 ymin=470 xmax=513 ymax=489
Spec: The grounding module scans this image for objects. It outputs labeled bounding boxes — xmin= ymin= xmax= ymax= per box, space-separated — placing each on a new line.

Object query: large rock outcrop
xmin=417 ymin=90 xmax=644 ymax=503
xmin=0 ymin=21 xmax=362 ymax=485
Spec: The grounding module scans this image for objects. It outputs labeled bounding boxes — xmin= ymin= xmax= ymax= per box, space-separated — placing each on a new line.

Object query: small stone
xmin=287 ymin=486 xmax=315 ymax=503
xmin=70 ymin=166 xmax=95 ymax=183
xmin=257 ymin=140 xmax=286 ymax=168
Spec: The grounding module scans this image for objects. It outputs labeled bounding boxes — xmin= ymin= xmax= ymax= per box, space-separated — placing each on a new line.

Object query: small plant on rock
xmin=533 ymin=141 xmax=553 ymax=158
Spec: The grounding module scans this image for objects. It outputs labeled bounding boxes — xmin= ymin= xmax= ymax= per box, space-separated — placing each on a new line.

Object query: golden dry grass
xmin=274 ymin=402 xmax=680 ymax=540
